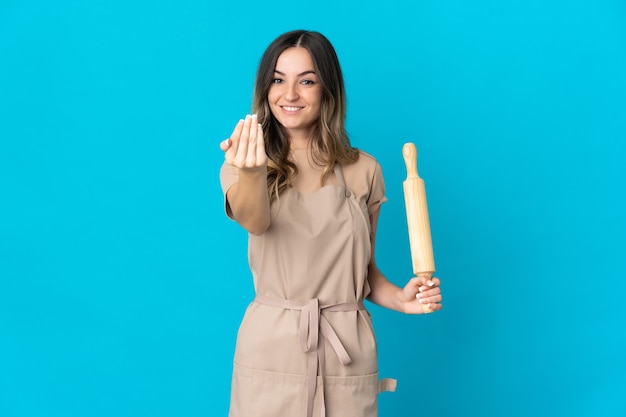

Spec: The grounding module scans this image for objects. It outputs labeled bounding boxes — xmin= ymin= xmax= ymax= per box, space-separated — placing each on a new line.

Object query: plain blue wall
xmin=1 ymin=1 xmax=625 ymax=416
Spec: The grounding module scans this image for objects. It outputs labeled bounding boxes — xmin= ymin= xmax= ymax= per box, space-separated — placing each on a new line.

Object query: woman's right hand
xmin=219 ymin=114 xmax=271 ymax=235
xmin=220 ymin=114 xmax=267 ymax=170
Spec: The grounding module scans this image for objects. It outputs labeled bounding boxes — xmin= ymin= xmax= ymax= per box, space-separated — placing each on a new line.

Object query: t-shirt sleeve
xmin=219 ymin=161 xmax=239 ymax=218
xmin=367 ymin=160 xmax=388 ymax=216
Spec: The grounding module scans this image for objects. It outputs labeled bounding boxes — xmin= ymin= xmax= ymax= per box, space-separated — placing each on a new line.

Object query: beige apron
xmin=229 ymin=163 xmax=396 ymax=417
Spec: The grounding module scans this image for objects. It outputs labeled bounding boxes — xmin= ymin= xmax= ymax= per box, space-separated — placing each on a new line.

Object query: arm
xmin=366 ymin=208 xmax=442 ymax=314
xmin=220 ymin=114 xmax=270 ymax=235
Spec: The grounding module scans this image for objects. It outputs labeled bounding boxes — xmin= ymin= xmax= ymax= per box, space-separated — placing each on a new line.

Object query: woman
xmin=219 ymin=30 xmax=442 ymax=417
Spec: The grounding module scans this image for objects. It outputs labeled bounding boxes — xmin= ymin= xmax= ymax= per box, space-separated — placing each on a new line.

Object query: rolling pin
xmin=402 ymin=143 xmax=435 ymax=314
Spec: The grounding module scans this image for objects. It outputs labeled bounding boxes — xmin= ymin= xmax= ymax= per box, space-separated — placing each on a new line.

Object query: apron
xmin=228 ymin=163 xmax=396 ymax=417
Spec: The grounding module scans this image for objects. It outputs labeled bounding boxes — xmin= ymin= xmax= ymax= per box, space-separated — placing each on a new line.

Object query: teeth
xmin=283 ymin=106 xmax=302 ymax=111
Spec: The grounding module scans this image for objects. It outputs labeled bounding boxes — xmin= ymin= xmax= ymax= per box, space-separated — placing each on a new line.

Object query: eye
xmin=301 ymin=79 xmax=316 ymax=86
xmin=272 ymin=78 xmax=284 ymax=84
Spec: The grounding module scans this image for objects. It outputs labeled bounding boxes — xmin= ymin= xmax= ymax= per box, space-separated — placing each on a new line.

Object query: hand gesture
xmin=220 ymin=114 xmax=267 ymax=171
xmin=399 ymin=275 xmax=442 ymax=314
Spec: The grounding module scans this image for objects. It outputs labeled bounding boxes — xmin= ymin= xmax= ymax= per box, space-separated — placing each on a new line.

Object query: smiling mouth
xmin=281 ymin=106 xmax=304 ymax=112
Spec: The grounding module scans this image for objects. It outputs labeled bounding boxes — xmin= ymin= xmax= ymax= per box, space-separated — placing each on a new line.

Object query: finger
xmin=220 ymin=138 xmax=232 ymax=152
xmin=226 ymin=119 xmax=245 ymax=162
xmin=256 ymin=122 xmax=266 ymax=163
xmin=418 ymin=277 xmax=440 ymax=293
xmin=417 ymin=286 xmax=441 ymax=298
xmin=407 ymin=276 xmax=423 ymax=289
xmin=415 ymin=274 xmax=435 ymax=287
xmin=429 ymin=302 xmax=443 ymax=311
xmin=246 ymin=115 xmax=258 ymax=166
xmin=234 ymin=115 xmax=251 ymax=165
xmin=417 ymin=294 xmax=443 ymax=304
xmin=425 ymin=304 xmax=442 ymax=314
xmin=424 ymin=300 xmax=444 ymax=312
xmin=421 ymin=303 xmax=434 ymax=314
xmin=402 ymin=277 xmax=422 ymax=300
xmin=416 ymin=289 xmax=440 ymax=300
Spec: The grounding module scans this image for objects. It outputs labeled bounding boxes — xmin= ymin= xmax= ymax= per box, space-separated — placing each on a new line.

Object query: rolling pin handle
xmin=402 ymin=142 xmax=418 ymax=179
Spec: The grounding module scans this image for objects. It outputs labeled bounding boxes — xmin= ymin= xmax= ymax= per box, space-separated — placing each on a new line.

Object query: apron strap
xmin=333 ymin=163 xmax=352 ymax=197
xmin=378 ymin=377 xmax=398 ymax=393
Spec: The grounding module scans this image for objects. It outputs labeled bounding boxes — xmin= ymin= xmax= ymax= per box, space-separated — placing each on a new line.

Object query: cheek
xmin=310 ymin=91 xmax=323 ymax=109
xmin=267 ymin=100 xmax=281 ymax=119
xmin=311 ymin=94 xmax=322 ymax=114
xmin=267 ymin=87 xmax=280 ymax=103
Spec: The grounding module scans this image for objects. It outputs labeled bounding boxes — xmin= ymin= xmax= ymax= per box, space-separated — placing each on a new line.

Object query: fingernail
xmin=245 ymin=114 xmax=251 ymax=120
xmin=416 ymin=293 xmax=422 ymax=299
xmin=427 ymin=280 xmax=435 ymax=287
xmin=252 ymin=114 xmax=257 ymax=119
xmin=419 ymin=299 xmax=424 ymax=304
xmin=419 ymin=286 xmax=427 ymax=292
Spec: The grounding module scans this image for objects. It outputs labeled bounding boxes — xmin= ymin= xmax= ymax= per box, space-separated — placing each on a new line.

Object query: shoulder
xmin=342 ymin=150 xmax=384 ymax=181
xmin=357 ymin=150 xmax=379 ymax=166
xmin=341 ymin=149 xmax=386 ymax=195
xmin=341 ymin=149 xmax=388 ymax=213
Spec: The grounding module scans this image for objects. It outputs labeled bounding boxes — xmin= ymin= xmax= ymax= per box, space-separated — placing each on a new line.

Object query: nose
xmin=284 ymin=82 xmax=299 ymax=101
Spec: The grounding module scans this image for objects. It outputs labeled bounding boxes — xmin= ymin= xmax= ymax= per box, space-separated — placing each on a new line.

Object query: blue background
xmin=1 ymin=0 xmax=625 ymax=416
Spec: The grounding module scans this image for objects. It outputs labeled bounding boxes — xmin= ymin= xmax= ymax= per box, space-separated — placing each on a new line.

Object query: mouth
xmin=281 ymin=106 xmax=304 ymax=112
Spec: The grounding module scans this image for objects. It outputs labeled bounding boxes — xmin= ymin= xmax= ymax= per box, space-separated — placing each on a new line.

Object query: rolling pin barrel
xmin=402 ymin=143 xmax=436 ymax=277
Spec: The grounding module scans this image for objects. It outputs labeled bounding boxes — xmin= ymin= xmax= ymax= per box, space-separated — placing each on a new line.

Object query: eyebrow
xmin=274 ymin=70 xmax=317 ymax=77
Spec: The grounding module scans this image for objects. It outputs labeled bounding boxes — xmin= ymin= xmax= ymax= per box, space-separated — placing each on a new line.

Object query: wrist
xmin=238 ymin=167 xmax=268 ymax=185
xmin=395 ymin=286 xmax=410 ymax=314
xmin=239 ymin=165 xmax=267 ymax=177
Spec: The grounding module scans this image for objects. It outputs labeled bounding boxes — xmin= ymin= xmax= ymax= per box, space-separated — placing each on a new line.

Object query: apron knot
xmin=253 ymin=294 xmax=365 ymax=417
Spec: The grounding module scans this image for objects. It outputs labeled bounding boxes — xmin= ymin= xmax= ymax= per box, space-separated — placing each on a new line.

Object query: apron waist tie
xmin=253 ymin=294 xmax=365 ymax=417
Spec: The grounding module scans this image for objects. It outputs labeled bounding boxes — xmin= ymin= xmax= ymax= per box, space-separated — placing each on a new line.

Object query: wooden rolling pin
xmin=402 ymin=143 xmax=435 ymax=314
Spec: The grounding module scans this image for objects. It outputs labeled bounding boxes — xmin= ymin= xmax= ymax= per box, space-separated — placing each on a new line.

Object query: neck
xmin=289 ymin=134 xmax=312 ymax=151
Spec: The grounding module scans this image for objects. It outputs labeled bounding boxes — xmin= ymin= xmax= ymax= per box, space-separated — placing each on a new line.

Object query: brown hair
xmin=252 ymin=30 xmax=359 ymax=201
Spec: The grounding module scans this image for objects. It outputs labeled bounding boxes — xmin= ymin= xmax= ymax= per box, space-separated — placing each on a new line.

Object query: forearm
xmin=228 ymin=169 xmax=271 ymax=235
xmin=366 ymin=264 xmax=406 ymax=313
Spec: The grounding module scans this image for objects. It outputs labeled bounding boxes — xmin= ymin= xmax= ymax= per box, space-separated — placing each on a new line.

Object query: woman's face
xmin=268 ymin=47 xmax=322 ymax=140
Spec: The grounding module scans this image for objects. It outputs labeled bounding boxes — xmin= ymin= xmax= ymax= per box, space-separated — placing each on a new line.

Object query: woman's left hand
xmin=399 ymin=275 xmax=442 ymax=314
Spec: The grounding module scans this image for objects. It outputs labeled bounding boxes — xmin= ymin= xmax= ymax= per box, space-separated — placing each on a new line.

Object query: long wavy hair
xmin=252 ymin=30 xmax=359 ymax=201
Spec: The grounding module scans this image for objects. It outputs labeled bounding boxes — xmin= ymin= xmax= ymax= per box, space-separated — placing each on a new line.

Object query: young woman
xmin=219 ymin=30 xmax=442 ymax=417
